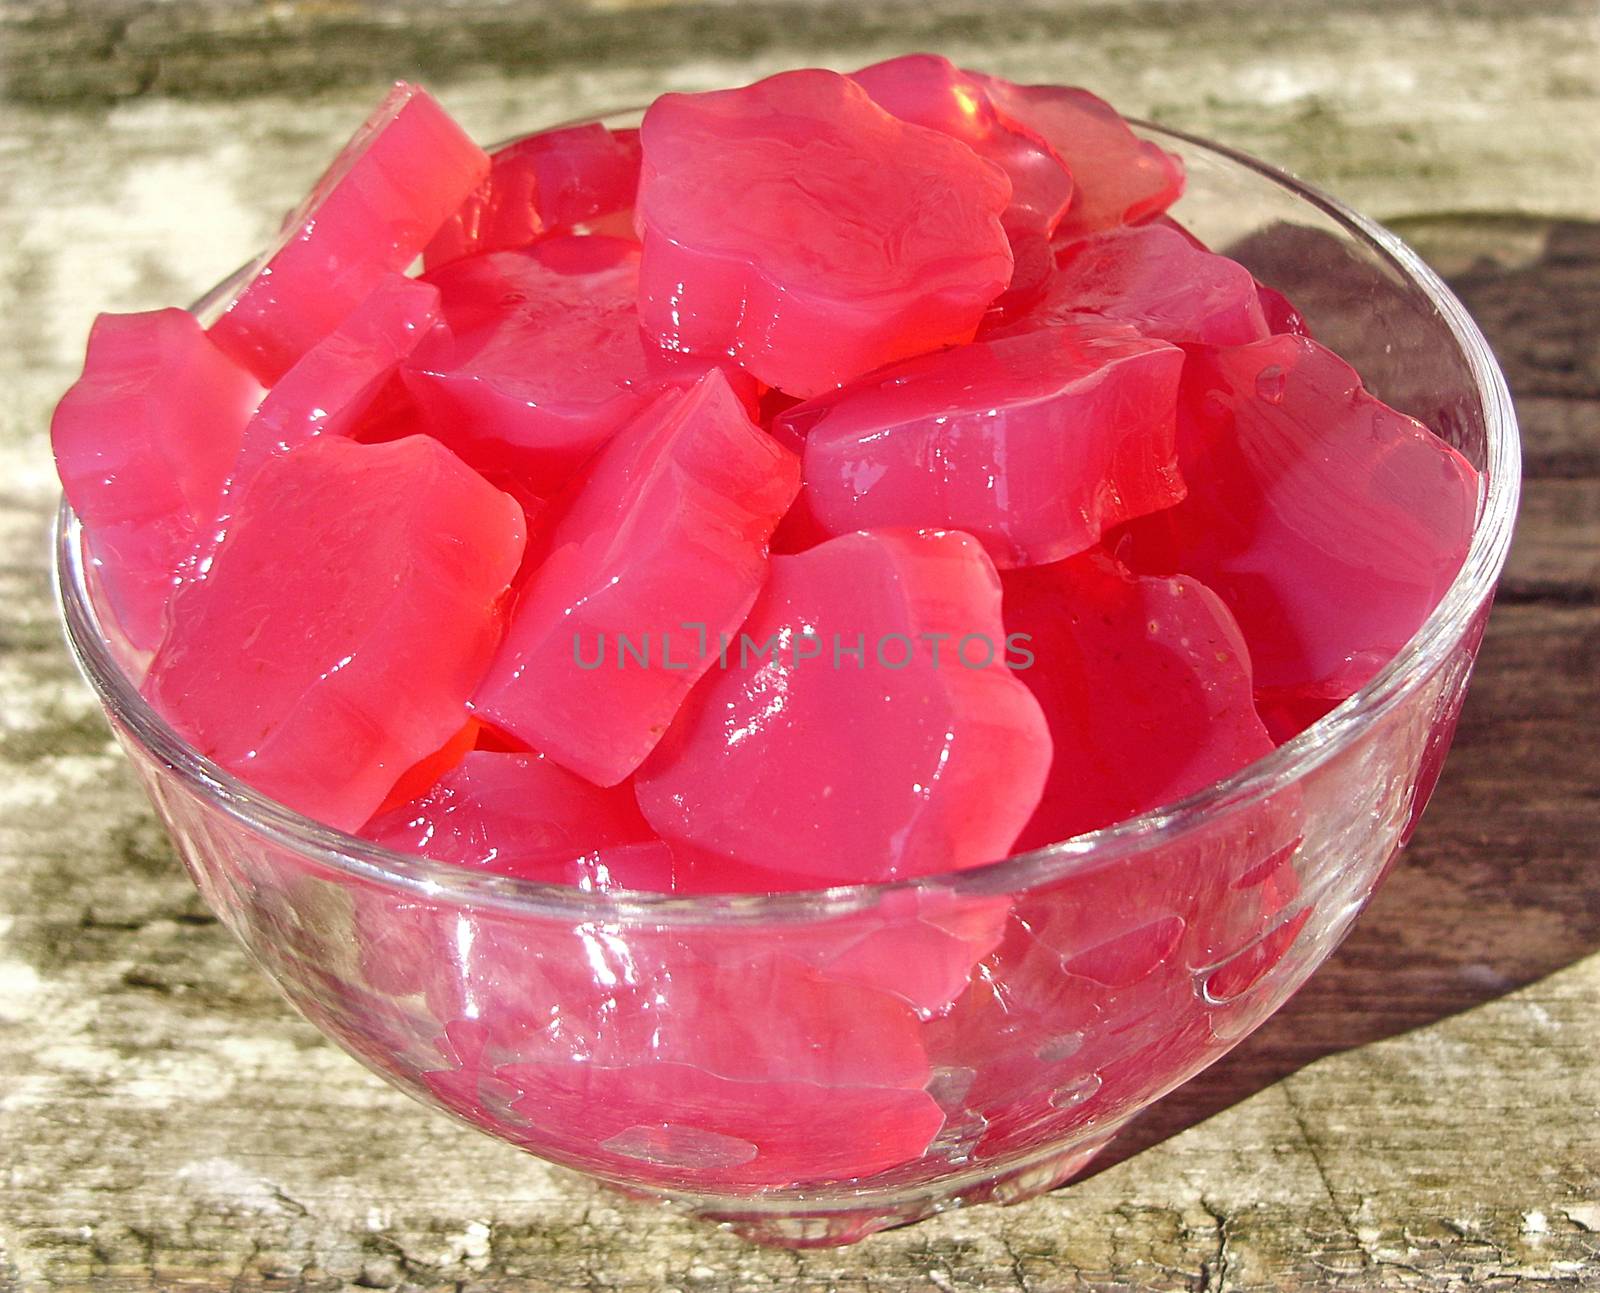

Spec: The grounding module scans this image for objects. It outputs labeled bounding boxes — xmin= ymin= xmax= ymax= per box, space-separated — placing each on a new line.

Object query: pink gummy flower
xmin=636 ymin=68 xmax=1014 ymax=397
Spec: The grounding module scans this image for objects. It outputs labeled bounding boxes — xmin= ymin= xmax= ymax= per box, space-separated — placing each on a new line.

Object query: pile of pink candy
xmin=54 ymin=59 xmax=1480 ymax=894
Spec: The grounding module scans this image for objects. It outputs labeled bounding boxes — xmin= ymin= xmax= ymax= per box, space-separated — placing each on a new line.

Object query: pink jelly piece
xmin=520 ymin=949 xmax=932 ymax=1088
xmin=473 ymin=371 xmax=799 ymax=786
xmin=498 ymin=1059 xmax=943 ymax=1187
xmin=365 ymin=750 xmax=670 ymax=886
xmin=766 ymin=487 xmax=833 ymax=556
xmin=1252 ymin=659 xmax=1382 ymax=743
xmin=531 ymin=126 xmax=641 ymax=230
xmin=403 ymin=236 xmax=749 ymax=496
xmin=782 ymin=320 xmax=1185 ymax=568
xmin=51 ymin=309 xmax=264 ymax=650
xmin=986 ymin=226 xmax=1059 ymax=322
xmin=422 ymin=148 xmax=543 ymax=270
xmin=229 ymin=274 xmax=442 ymax=491
xmin=1002 ymin=549 xmax=1276 ymax=850
xmin=146 ymin=436 xmax=525 ymax=831
xmin=1256 ymin=281 xmax=1313 ymax=337
xmin=1000 ymin=225 xmax=1270 ymax=348
xmin=488 ymin=957 xmax=944 ymax=1186
xmin=972 ymin=74 xmax=1184 ymax=237
xmin=343 ymin=371 xmax=432 ymax=445
xmin=209 ymin=83 xmax=489 ymax=382
xmin=1144 ymin=217 xmax=1313 ymax=337
xmin=736 ymin=889 xmax=1011 ymax=1017
xmin=662 ymin=847 xmax=1005 ymax=1011
xmin=635 ymin=530 xmax=1052 ymax=883
xmin=636 ymin=69 xmax=1014 ymax=397
xmin=423 ymin=124 xmax=643 ymax=269
xmin=852 ymin=54 xmax=1073 ymax=240
xmin=374 ymin=911 xmax=944 ymax=1186
xmin=651 ymin=851 xmax=1011 ymax=1011
xmin=1116 ymin=335 xmax=1480 ymax=707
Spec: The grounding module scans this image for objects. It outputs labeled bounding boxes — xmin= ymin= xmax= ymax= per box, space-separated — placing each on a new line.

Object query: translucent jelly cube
xmin=636 ymin=68 xmax=1014 ymax=396
xmin=145 ymin=436 xmax=525 ymax=830
xmin=635 ymin=530 xmax=1052 ymax=883
xmin=209 ymin=83 xmax=488 ymax=382
xmin=783 ymin=320 xmax=1184 ymax=567
xmin=473 ymin=371 xmax=798 ymax=786
xmin=51 ymin=309 xmax=264 ymax=650
xmin=1116 ymin=334 xmax=1481 ymax=728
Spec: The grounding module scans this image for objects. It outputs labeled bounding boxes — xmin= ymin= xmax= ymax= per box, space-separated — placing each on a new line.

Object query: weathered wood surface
xmin=1 ymin=2 xmax=1597 ymax=1289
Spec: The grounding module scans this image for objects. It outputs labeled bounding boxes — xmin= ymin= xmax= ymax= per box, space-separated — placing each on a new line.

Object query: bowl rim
xmin=52 ymin=113 xmax=1522 ymax=925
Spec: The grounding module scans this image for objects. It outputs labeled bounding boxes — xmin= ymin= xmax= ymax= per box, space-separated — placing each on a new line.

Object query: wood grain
xmin=1 ymin=3 xmax=1596 ymax=1288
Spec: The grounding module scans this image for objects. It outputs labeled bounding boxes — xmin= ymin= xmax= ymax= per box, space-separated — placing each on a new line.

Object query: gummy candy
xmin=996 ymin=224 xmax=1270 ymax=348
xmin=365 ymin=749 xmax=673 ymax=886
xmin=783 ymin=319 xmax=1185 ymax=567
xmin=423 ymin=123 xmax=642 ymax=268
xmin=473 ymin=371 xmax=798 ymax=785
xmin=51 ymin=309 xmax=263 ymax=650
xmin=635 ymin=530 xmax=1052 ymax=882
xmin=1256 ymin=282 xmax=1313 ymax=337
xmin=404 ymin=236 xmax=748 ymax=496
xmin=1002 ymin=548 xmax=1275 ymax=849
xmin=1116 ymin=335 xmax=1479 ymax=724
xmin=971 ymin=75 xmax=1184 ymax=237
xmin=229 ymin=273 xmax=441 ymax=492
xmin=370 ymin=719 xmax=483 ymax=817
xmin=491 ymin=953 xmax=946 ymax=1186
xmin=209 ymin=83 xmax=488 ymax=382
xmin=636 ymin=68 xmax=1014 ymax=396
xmin=852 ymin=54 xmax=1073 ymax=240
xmin=927 ymin=805 xmax=1303 ymax=1160
xmin=145 ymin=436 xmax=525 ymax=829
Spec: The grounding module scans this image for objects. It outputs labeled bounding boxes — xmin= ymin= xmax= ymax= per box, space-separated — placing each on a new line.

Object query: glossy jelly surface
xmin=636 ymin=69 xmax=1014 ymax=396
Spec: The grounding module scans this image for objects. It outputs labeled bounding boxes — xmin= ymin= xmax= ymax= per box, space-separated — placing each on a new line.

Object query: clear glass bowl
xmin=53 ymin=114 xmax=1519 ymax=1247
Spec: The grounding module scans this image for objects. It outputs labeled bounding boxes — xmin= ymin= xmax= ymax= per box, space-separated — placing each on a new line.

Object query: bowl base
xmin=611 ymin=1133 xmax=1118 ymax=1248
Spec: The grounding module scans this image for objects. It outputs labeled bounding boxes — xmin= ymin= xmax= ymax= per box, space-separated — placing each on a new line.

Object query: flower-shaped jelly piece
xmin=852 ymin=53 xmax=1074 ymax=241
xmin=636 ymin=529 xmax=1052 ymax=882
xmin=51 ymin=309 xmax=263 ymax=650
xmin=146 ymin=436 xmax=525 ymax=830
xmin=636 ymin=68 xmax=1014 ymax=397
xmin=782 ymin=319 xmax=1184 ymax=568
xmin=404 ymin=236 xmax=751 ymax=496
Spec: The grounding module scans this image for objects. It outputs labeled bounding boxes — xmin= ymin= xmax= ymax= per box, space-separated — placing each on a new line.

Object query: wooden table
xmin=1 ymin=2 xmax=1596 ymax=1288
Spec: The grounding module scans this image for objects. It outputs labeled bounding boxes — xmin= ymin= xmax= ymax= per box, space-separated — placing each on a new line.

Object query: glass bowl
xmin=53 ymin=112 xmax=1519 ymax=1247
